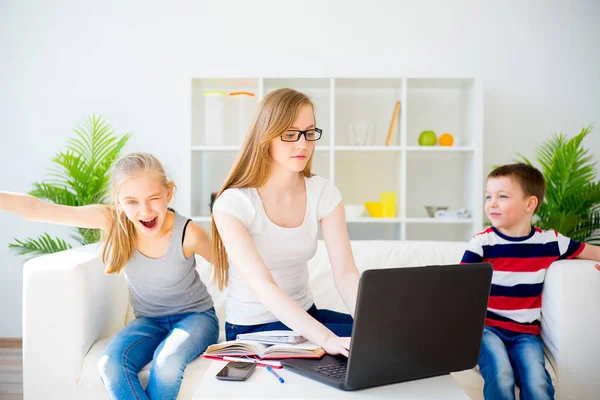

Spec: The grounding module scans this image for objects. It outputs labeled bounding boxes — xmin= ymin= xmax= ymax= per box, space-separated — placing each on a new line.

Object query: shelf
xmin=190 ymin=76 xmax=483 ymax=241
xmin=406 ymin=78 xmax=477 ymax=148
xmin=405 ymin=218 xmax=474 ymax=224
xmin=191 ymin=78 xmax=260 ymax=147
xmin=335 ymin=82 xmax=402 ymax=147
xmin=405 ymin=146 xmax=474 ymax=152
xmin=336 ymin=152 xmax=401 ymax=209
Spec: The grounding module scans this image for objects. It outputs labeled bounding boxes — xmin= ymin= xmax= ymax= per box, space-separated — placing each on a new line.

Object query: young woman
xmin=212 ymin=88 xmax=360 ymax=356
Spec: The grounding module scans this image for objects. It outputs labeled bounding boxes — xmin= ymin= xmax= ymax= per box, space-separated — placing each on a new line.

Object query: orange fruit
xmin=439 ymin=133 xmax=454 ymax=146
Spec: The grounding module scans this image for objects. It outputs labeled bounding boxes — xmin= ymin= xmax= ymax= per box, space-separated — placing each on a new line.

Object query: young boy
xmin=461 ymin=163 xmax=600 ymax=400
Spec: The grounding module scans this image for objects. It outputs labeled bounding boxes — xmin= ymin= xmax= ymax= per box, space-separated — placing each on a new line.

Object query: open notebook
xmin=202 ymin=340 xmax=326 ymax=360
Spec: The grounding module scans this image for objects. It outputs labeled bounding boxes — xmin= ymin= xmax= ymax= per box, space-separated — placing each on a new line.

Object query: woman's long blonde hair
xmin=211 ymin=88 xmax=315 ymax=290
xmin=101 ymin=153 xmax=173 ymax=274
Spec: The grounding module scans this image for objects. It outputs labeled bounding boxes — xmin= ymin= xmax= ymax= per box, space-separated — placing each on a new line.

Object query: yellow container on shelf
xmin=380 ymin=192 xmax=397 ymax=218
xmin=364 ymin=202 xmax=383 ymax=218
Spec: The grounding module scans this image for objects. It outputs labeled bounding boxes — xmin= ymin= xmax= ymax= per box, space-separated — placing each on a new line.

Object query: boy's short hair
xmin=487 ymin=163 xmax=546 ymax=213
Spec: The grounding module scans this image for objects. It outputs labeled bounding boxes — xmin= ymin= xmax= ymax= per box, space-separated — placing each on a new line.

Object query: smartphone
xmin=215 ymin=361 xmax=257 ymax=381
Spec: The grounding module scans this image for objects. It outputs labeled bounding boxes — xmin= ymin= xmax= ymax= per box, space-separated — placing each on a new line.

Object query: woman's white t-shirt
xmin=212 ymin=175 xmax=342 ymax=325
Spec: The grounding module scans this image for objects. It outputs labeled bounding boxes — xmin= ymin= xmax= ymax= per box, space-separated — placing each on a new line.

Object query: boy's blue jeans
xmin=479 ymin=326 xmax=554 ymax=400
xmin=225 ymin=304 xmax=353 ymax=341
xmin=98 ymin=307 xmax=219 ymax=400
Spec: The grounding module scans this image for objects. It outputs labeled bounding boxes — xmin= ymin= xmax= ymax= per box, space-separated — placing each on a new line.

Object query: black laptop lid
xmin=344 ymin=263 xmax=492 ymax=390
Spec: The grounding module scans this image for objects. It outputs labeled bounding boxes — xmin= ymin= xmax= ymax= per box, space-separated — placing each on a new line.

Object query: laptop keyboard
xmin=310 ymin=361 xmax=348 ymax=380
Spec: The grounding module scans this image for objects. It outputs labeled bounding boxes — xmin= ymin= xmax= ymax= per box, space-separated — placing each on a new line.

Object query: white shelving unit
xmin=189 ymin=77 xmax=483 ymax=241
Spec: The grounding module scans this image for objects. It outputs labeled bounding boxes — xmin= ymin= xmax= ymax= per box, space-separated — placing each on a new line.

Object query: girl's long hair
xmin=211 ymin=88 xmax=315 ymax=290
xmin=101 ymin=153 xmax=172 ymax=274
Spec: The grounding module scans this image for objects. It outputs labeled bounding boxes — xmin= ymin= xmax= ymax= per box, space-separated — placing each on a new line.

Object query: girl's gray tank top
xmin=123 ymin=209 xmax=213 ymax=318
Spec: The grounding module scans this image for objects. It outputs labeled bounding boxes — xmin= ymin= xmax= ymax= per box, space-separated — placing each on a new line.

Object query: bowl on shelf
xmin=425 ymin=206 xmax=448 ymax=218
xmin=344 ymin=204 xmax=366 ymax=219
xmin=364 ymin=202 xmax=383 ymax=218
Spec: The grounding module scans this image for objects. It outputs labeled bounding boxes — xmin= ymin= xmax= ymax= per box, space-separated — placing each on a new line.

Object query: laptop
xmin=281 ymin=263 xmax=493 ymax=391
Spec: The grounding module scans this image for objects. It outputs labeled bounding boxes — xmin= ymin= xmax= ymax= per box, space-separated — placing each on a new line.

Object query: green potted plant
xmin=9 ymin=115 xmax=130 ymax=258
xmin=517 ymin=125 xmax=600 ymax=244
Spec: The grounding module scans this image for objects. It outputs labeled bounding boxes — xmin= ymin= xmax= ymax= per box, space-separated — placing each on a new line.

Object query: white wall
xmin=1 ymin=0 xmax=599 ymax=337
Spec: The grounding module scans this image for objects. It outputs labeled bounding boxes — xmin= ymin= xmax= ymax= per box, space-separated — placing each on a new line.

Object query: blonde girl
xmin=1 ymin=153 xmax=218 ymax=400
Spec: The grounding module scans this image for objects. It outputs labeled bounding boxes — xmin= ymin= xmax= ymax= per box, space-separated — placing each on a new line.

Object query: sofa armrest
xmin=22 ymin=244 xmax=129 ymax=400
xmin=541 ymin=259 xmax=600 ymax=399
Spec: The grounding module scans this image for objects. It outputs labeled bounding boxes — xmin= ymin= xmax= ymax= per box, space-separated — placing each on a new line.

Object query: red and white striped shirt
xmin=461 ymin=226 xmax=584 ymax=335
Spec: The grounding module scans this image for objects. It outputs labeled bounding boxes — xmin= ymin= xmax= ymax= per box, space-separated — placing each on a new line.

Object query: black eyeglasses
xmin=280 ymin=128 xmax=323 ymax=142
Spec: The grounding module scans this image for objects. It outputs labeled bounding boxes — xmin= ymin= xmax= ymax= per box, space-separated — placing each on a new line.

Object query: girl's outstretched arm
xmin=0 ymin=191 xmax=111 ymax=232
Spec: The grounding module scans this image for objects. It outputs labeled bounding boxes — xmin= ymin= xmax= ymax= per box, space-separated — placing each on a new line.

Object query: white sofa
xmin=22 ymin=240 xmax=600 ymax=399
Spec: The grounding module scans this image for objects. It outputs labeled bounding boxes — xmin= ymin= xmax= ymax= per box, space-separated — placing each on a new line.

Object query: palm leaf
xmin=515 ymin=153 xmax=533 ymax=166
xmin=9 ymin=233 xmax=72 ymax=260
xmin=47 ymin=152 xmax=90 ymax=198
xmin=69 ymin=116 xmax=116 ymax=169
xmin=526 ymin=125 xmax=599 ymax=244
xmin=568 ymin=211 xmax=600 ymax=244
xmin=29 ymin=183 xmax=78 ymax=206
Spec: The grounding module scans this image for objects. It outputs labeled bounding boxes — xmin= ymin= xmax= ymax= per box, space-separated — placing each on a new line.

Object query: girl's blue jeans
xmin=98 ymin=307 xmax=219 ymax=400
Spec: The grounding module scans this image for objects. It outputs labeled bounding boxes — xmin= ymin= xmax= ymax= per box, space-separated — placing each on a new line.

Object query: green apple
xmin=418 ymin=130 xmax=437 ymax=146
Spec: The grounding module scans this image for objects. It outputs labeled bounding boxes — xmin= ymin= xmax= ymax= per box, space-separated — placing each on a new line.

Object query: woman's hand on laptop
xmin=323 ymin=335 xmax=351 ymax=357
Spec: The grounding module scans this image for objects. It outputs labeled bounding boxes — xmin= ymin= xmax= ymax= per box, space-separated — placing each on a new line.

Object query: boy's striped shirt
xmin=461 ymin=226 xmax=583 ymax=335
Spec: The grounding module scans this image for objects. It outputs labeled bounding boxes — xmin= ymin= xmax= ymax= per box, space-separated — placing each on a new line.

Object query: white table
xmin=192 ymin=360 xmax=470 ymax=400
